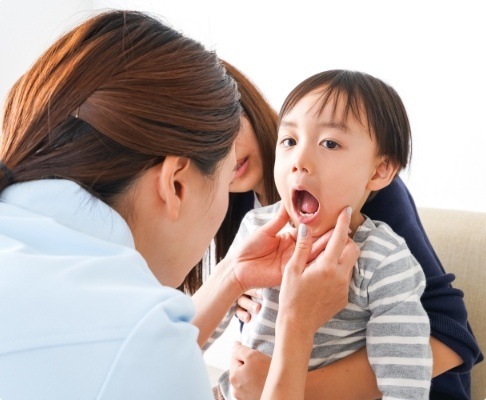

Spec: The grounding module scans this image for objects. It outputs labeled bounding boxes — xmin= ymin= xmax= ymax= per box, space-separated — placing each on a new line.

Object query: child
xmin=208 ymin=69 xmax=432 ymax=400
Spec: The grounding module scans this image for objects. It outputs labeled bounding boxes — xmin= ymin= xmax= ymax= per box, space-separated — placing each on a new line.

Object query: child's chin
xmin=303 ymin=220 xmax=333 ymax=238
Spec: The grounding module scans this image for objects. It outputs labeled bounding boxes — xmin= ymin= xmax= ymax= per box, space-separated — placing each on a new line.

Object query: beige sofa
xmin=419 ymin=208 xmax=485 ymax=399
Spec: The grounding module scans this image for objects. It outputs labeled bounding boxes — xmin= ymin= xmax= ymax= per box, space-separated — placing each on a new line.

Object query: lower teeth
xmin=300 ymin=211 xmax=314 ymax=216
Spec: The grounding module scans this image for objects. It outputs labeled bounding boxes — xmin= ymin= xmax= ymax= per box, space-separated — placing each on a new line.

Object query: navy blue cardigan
xmin=362 ymin=177 xmax=483 ymax=400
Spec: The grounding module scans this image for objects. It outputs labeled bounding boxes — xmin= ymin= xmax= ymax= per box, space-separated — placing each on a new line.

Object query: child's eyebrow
xmin=280 ymin=119 xmax=351 ymax=133
xmin=280 ymin=120 xmax=348 ymax=132
xmin=279 ymin=120 xmax=296 ymax=128
xmin=317 ymin=122 xmax=349 ymax=132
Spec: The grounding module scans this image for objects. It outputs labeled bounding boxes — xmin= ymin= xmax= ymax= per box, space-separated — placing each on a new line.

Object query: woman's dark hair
xmin=0 ymin=10 xmax=241 ymax=205
xmin=180 ymin=60 xmax=280 ymax=294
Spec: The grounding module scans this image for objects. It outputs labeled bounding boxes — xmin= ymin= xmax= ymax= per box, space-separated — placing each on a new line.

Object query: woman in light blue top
xmin=0 ymin=10 xmax=359 ymax=400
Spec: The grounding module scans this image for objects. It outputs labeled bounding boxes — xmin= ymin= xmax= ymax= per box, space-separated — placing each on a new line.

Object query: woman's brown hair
xmin=0 ymin=10 xmax=241 ymax=205
xmin=180 ymin=60 xmax=280 ymax=294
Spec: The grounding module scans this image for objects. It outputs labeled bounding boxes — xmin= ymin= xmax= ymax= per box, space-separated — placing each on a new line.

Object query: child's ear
xmin=156 ymin=156 xmax=191 ymax=221
xmin=367 ymin=157 xmax=399 ymax=191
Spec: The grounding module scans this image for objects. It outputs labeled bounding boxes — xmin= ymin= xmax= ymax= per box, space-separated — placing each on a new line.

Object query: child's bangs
xmin=313 ymin=85 xmax=368 ymax=131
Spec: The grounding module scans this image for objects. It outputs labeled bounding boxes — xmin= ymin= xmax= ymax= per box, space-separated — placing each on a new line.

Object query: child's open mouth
xmin=292 ymin=189 xmax=320 ymax=223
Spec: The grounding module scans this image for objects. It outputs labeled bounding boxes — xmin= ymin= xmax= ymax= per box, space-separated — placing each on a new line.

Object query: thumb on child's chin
xmin=298 ymin=223 xmax=308 ymax=239
xmin=288 ymin=223 xmax=312 ymax=273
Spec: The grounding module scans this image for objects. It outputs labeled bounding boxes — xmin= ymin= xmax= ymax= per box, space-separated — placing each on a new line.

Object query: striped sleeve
xmin=365 ymin=225 xmax=432 ymax=399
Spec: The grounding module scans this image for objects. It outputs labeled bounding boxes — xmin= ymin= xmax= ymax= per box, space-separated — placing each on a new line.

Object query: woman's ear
xmin=157 ymin=156 xmax=192 ymax=221
xmin=367 ymin=157 xmax=399 ymax=192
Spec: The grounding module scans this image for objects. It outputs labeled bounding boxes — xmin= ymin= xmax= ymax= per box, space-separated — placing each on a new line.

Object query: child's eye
xmin=281 ymin=138 xmax=296 ymax=147
xmin=321 ymin=140 xmax=339 ymax=149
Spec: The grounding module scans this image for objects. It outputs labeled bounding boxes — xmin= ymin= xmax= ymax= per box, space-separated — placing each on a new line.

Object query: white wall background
xmin=1 ymin=0 xmax=485 ymax=213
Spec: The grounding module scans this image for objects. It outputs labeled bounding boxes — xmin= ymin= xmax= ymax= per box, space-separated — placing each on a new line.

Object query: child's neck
xmin=350 ymin=212 xmax=365 ymax=236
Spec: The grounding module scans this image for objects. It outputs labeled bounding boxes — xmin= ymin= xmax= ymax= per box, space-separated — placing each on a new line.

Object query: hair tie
xmin=0 ymin=161 xmax=14 ymax=185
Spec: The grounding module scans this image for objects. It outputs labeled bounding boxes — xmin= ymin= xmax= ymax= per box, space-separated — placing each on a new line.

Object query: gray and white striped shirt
xmin=207 ymin=201 xmax=432 ymax=400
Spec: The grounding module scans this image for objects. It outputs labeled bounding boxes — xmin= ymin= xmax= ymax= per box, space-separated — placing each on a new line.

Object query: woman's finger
xmin=338 ymin=236 xmax=360 ymax=278
xmin=285 ymin=223 xmax=313 ymax=275
xmin=236 ymin=289 xmax=263 ymax=322
xmin=237 ymin=293 xmax=261 ymax=314
xmin=307 ymin=228 xmax=334 ymax=262
xmin=235 ymin=306 xmax=251 ymax=323
xmin=259 ymin=202 xmax=289 ymax=237
xmin=322 ymin=206 xmax=353 ymax=263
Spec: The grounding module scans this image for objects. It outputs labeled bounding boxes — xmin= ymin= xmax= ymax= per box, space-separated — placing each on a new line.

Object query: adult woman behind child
xmin=193 ymin=61 xmax=482 ymax=399
xmin=0 ymin=11 xmax=360 ymax=400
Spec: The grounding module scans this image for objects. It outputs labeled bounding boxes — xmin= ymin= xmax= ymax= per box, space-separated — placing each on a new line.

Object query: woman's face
xmin=230 ymin=115 xmax=265 ymax=198
xmin=126 ymin=146 xmax=237 ymax=287
xmin=180 ymin=147 xmax=238 ymax=277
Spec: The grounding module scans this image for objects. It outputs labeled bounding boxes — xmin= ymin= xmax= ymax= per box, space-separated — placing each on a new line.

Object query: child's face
xmin=274 ymin=89 xmax=383 ymax=236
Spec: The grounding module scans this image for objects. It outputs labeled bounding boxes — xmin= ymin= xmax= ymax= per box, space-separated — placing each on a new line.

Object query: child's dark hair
xmin=280 ymin=69 xmax=411 ymax=173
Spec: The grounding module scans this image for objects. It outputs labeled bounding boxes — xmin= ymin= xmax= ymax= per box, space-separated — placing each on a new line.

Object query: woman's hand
xmin=192 ymin=205 xmax=293 ymax=346
xmin=233 ymin=203 xmax=338 ymax=298
xmin=230 ymin=343 xmax=270 ymax=400
xmin=277 ymin=207 xmax=358 ymax=333
xmin=260 ymin=207 xmax=359 ymax=399
xmin=234 ymin=227 xmax=337 ymax=323
xmin=235 ymin=289 xmax=262 ymax=323
xmin=231 ymin=204 xmax=294 ymax=292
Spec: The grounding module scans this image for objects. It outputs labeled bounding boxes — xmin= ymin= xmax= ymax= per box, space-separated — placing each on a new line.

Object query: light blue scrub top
xmin=0 ymin=180 xmax=213 ymax=400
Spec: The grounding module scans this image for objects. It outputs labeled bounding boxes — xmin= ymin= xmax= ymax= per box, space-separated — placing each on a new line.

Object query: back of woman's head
xmin=0 ymin=10 xmax=241 ymax=203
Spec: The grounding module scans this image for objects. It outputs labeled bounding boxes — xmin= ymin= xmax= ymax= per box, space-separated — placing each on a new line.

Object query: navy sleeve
xmin=362 ymin=177 xmax=483 ymax=400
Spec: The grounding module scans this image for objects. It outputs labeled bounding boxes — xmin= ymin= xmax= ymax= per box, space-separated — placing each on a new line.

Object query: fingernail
xmin=298 ymin=223 xmax=308 ymax=238
xmin=346 ymin=206 xmax=353 ymax=215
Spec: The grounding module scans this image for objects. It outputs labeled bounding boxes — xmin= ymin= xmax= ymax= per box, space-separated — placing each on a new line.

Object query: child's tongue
xmin=297 ymin=191 xmax=319 ymax=214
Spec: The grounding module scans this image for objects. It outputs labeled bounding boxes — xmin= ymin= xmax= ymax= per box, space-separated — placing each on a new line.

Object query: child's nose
xmin=292 ymin=147 xmax=312 ymax=174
